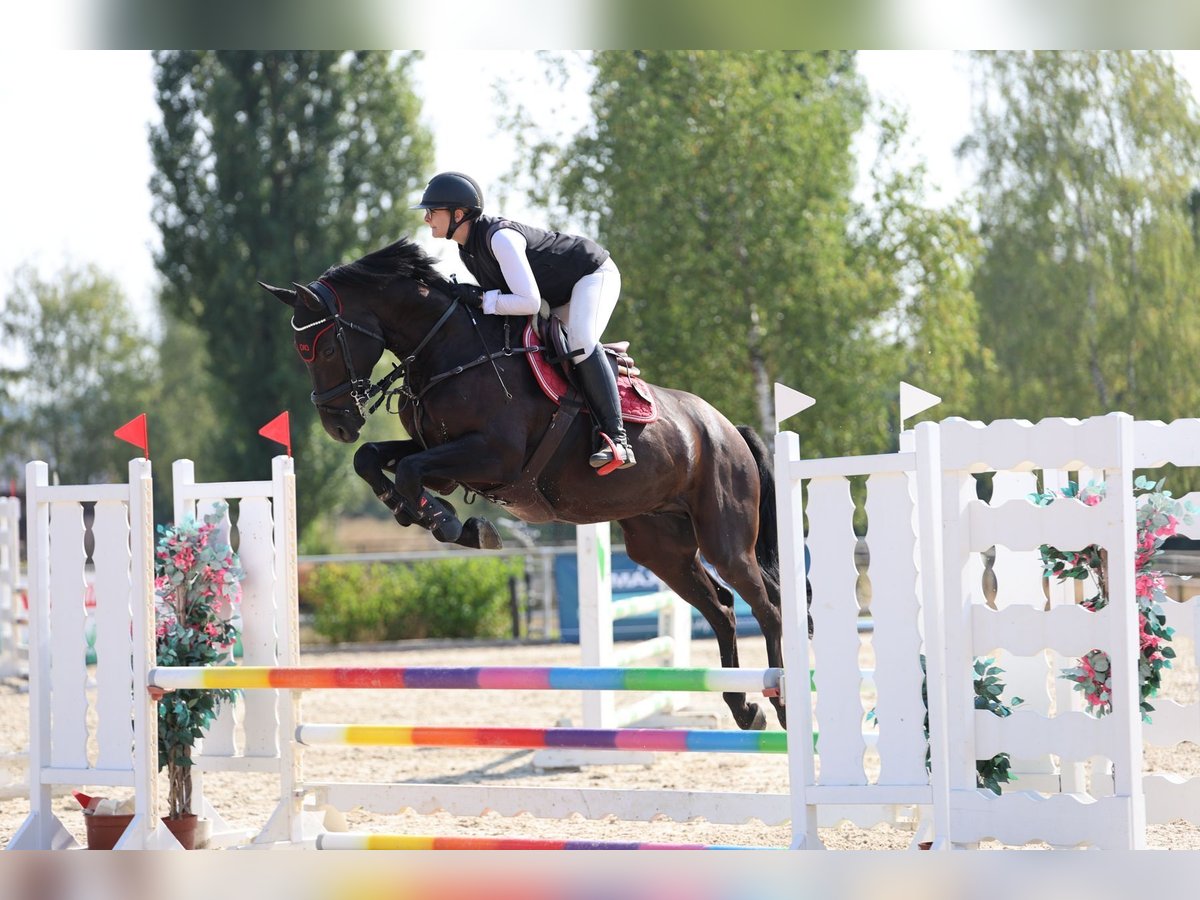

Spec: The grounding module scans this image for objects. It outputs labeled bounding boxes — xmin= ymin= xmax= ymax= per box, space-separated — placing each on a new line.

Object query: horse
xmin=260 ymin=237 xmax=784 ymax=730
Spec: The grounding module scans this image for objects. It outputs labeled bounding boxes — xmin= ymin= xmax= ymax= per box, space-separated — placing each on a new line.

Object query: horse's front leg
xmin=391 ymin=432 xmax=524 ymax=547
xmin=353 ymin=441 xmax=484 ymax=546
xmin=354 ymin=440 xmax=428 ymax=526
xmin=356 ymin=437 xmax=515 ymax=550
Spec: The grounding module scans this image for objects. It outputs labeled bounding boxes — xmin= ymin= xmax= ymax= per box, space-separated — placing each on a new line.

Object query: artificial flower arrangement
xmin=154 ymin=504 xmax=244 ymax=819
xmin=1031 ymin=476 xmax=1195 ymax=721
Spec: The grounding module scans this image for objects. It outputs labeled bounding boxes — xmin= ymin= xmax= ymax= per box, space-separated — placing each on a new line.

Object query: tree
xmin=143 ymin=315 xmax=224 ymax=521
xmin=961 ymin=51 xmax=1200 ymax=422
xmin=0 ymin=266 xmax=156 ymax=484
xmin=149 ymin=51 xmax=434 ymax=528
xmin=850 ymin=109 xmax=986 ymax=427
xmin=509 ymin=51 xmax=980 ymax=454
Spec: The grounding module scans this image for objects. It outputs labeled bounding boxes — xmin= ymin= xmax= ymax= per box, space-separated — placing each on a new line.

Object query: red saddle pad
xmin=523 ymin=323 xmax=658 ymax=424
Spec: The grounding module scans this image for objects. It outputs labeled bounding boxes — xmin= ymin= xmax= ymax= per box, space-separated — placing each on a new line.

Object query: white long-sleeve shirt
xmin=479 ymin=228 xmax=544 ymax=316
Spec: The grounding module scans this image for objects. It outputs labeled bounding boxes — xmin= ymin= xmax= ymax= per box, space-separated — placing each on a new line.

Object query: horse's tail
xmin=737 ymin=425 xmax=780 ymax=586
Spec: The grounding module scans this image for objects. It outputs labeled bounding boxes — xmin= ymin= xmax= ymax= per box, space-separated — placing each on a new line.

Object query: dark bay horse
xmin=261 ymin=238 xmax=784 ymax=730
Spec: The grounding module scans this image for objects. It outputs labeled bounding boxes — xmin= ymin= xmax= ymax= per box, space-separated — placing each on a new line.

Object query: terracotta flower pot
xmin=83 ymin=812 xmax=199 ymax=850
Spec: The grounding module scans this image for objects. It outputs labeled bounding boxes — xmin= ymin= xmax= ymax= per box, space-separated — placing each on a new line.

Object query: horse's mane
xmin=322 ymin=237 xmax=447 ymax=289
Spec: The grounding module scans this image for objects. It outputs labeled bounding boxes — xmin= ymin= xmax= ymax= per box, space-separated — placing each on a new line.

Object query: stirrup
xmin=589 ymin=433 xmax=636 ymax=475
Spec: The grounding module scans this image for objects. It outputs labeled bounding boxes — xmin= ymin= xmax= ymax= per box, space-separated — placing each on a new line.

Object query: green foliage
xmin=850 ymin=109 xmax=987 ymax=420
xmin=305 ymin=558 xmax=520 ymax=643
xmin=509 ymin=51 xmax=980 ymax=453
xmin=0 ymin=265 xmax=157 ymax=484
xmin=885 ymin=654 xmax=1022 ymax=794
xmin=963 ymin=51 xmax=1200 ymax=425
xmin=305 ymin=563 xmax=418 ymax=642
xmin=146 ymin=317 xmax=223 ymax=523
xmin=0 ymin=265 xmax=226 ymax=523
xmin=972 ymin=657 xmax=1024 ymax=794
xmin=414 ymin=558 xmax=521 ymax=638
xmin=148 ymin=51 xmax=434 ymax=534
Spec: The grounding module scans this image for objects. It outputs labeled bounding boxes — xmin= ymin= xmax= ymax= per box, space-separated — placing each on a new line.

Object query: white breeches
xmin=555 ymin=257 xmax=621 ymax=362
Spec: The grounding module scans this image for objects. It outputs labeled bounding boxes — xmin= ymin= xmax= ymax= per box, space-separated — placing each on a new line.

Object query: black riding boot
xmin=574 ymin=347 xmax=636 ymax=471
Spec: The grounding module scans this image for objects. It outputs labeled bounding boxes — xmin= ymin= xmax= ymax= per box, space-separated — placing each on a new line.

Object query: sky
xmin=1 ymin=50 xmax=1197 ymax=322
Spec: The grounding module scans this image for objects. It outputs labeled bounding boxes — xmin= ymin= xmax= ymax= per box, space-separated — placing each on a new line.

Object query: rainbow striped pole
xmin=149 ymin=665 xmax=782 ymax=694
xmin=315 ymin=833 xmax=769 ymax=850
xmin=295 ymin=724 xmax=786 ymax=754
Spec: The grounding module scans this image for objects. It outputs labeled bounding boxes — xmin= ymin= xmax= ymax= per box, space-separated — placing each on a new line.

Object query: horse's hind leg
xmin=692 ymin=490 xmax=787 ymax=728
xmin=698 ymin=554 xmax=785 ymax=727
xmin=618 ymin=514 xmax=766 ymax=731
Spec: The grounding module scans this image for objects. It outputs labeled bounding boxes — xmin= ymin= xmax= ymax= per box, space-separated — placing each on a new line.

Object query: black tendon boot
xmin=376 ymin=486 xmax=463 ymax=543
xmin=574 ymin=347 xmax=636 ymax=472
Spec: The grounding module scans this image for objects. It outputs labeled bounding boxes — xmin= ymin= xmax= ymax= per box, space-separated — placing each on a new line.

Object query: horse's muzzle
xmin=324 ymin=422 xmax=360 ymax=446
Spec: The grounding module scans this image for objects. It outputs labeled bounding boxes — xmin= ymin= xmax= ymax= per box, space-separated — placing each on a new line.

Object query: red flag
xmin=258 ymin=411 xmax=292 ymax=457
xmin=113 ymin=414 xmax=149 ymax=457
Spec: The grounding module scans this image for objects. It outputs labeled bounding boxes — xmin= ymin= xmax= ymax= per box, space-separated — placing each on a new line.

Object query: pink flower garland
xmin=1035 ymin=478 xmax=1193 ymax=722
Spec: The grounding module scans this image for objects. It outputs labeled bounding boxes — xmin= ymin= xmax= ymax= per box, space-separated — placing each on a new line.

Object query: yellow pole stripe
xmin=343 ymin=726 xmax=414 ymax=746
xmin=201 ymin=668 xmax=275 ymax=689
xmin=367 ymin=834 xmax=432 ymax=850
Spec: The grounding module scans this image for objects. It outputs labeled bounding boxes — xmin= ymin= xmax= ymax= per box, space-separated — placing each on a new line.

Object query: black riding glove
xmin=449 ymin=281 xmax=484 ymax=309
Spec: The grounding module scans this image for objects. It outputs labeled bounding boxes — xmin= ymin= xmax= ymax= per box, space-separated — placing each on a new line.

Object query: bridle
xmin=292 ymin=278 xmax=463 ymax=421
xmin=291 ymin=279 xmax=396 ymax=418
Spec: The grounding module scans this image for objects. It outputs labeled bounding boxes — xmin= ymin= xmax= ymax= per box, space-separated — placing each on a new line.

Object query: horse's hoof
xmin=738 ymin=703 xmax=767 ymax=731
xmin=457 ymin=517 xmax=503 ymax=550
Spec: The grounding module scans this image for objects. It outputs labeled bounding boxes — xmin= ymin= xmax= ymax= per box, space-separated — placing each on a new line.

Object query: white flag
xmin=899 ymin=381 xmax=941 ymax=424
xmin=774 ymin=383 xmax=816 ymax=426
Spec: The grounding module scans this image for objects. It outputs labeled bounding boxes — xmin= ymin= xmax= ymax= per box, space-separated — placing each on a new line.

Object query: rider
xmin=413 ymin=171 xmax=636 ymax=471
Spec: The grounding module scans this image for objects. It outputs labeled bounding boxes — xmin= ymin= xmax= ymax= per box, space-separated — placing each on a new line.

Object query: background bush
xmin=302 ymin=558 xmax=521 ymax=643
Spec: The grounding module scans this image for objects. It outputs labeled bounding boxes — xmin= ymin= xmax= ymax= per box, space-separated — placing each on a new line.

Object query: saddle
xmin=523 ymin=318 xmax=658 ymax=423
xmin=483 ymin=318 xmax=656 ymax=521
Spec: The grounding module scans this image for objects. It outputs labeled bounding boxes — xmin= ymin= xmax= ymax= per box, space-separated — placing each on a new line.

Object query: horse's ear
xmin=291 ymin=281 xmax=325 ymax=313
xmin=258 ymin=281 xmax=297 ymax=308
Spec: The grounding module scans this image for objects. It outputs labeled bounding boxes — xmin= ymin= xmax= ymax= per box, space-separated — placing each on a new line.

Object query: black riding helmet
xmin=413 ymin=172 xmax=483 ymax=240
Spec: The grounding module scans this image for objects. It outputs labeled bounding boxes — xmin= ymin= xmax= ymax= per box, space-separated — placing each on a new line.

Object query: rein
xmin=298 ymin=279 xmax=536 ymax=441
xmin=404 ymin=312 xmax=531 ymax=405
xmin=397 ymin=307 xmax=536 ymax=446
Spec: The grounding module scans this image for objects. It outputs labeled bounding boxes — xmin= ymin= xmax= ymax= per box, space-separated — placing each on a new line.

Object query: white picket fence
xmin=778 ymin=412 xmax=1200 ymax=849
xmin=6 ymin=456 xmax=298 ymax=849
xmin=8 ymin=459 xmax=167 ymax=849
xmin=171 ymin=457 xmax=301 ymax=847
xmin=0 ymin=497 xmax=23 ymax=682
xmin=0 ymin=496 xmax=29 ymax=800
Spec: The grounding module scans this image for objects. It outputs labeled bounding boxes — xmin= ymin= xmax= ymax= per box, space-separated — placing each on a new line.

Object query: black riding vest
xmin=458 ymin=214 xmax=610 ymax=308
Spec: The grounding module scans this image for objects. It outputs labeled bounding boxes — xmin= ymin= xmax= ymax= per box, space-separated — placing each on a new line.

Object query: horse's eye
xmin=322 ymin=345 xmax=336 ymax=359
